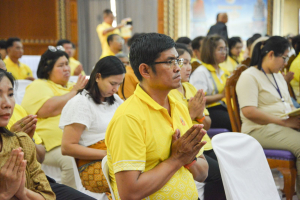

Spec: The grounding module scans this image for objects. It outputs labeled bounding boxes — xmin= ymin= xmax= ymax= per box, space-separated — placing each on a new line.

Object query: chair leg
xmin=277 ymin=167 xmax=296 ymax=200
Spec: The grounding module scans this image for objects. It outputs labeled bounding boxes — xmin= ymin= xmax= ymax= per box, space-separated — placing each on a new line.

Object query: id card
xmin=284 ymin=102 xmax=292 ymax=114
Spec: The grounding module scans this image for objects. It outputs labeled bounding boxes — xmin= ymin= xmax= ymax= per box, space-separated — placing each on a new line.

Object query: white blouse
xmin=59 ymin=89 xmax=123 ymax=147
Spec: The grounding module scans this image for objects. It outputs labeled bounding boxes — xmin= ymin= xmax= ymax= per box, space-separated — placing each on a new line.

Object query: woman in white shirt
xmin=236 ymin=36 xmax=300 ymax=199
xmin=60 ymin=56 xmax=125 ymax=197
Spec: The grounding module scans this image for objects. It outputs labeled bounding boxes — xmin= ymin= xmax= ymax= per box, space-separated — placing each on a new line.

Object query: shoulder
xmin=192 ymin=65 xmax=208 ymax=75
xmin=27 ymin=79 xmax=48 ymax=89
xmin=182 ymin=82 xmax=197 ymax=93
xmin=113 ymin=94 xmax=124 ymax=105
xmin=20 ymin=62 xmax=30 ymax=69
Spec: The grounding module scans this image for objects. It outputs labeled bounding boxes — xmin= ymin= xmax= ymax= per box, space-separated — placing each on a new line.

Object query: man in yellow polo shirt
xmin=4 ymin=37 xmax=34 ymax=80
xmin=105 ymin=33 xmax=208 ymax=200
xmin=96 ymin=9 xmax=129 ymax=59
xmin=100 ymin=34 xmax=123 ymax=59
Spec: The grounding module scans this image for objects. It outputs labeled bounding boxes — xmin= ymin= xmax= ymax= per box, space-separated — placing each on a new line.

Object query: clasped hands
xmin=188 ymin=89 xmax=206 ymax=120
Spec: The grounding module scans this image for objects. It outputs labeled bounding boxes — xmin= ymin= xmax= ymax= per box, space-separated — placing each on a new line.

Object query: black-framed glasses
xmin=48 ymin=45 xmax=65 ymax=52
xmin=153 ymin=58 xmax=184 ymax=68
xmin=282 ymin=55 xmax=289 ymax=63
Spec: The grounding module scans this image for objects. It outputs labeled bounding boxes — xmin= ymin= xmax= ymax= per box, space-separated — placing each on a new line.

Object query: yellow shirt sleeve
xmin=24 ymin=64 xmax=33 ymax=77
xmin=21 ymin=80 xmax=54 ymax=115
xmin=290 ymin=57 xmax=300 ymax=82
xmin=106 ymin=114 xmax=146 ymax=174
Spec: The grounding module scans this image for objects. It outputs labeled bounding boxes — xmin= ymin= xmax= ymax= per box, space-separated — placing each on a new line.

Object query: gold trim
xmin=267 ymin=0 xmax=273 ymax=36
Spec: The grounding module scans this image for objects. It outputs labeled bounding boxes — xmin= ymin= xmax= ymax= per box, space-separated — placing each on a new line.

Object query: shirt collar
xmin=5 ymin=57 xmax=19 ymax=66
xmin=202 ymin=62 xmax=216 ymax=72
xmin=134 ymin=84 xmax=177 ymax=111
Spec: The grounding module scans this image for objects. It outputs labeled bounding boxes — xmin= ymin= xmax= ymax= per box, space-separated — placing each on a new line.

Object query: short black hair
xmin=228 ymin=37 xmax=242 ymax=57
xmin=37 ymin=49 xmax=69 ymax=79
xmin=82 ymin=56 xmax=126 ymax=105
xmin=103 ymin=9 xmax=113 ymax=15
xmin=192 ymin=36 xmax=205 ymax=50
xmin=56 ymin=39 xmax=72 ymax=47
xmin=129 ymin=33 xmax=175 ymax=81
xmin=252 ymin=33 xmax=262 ymax=41
xmin=127 ymin=33 xmax=145 ymax=47
xmin=175 ymin=43 xmax=192 ymax=57
xmin=6 ymin=37 xmax=21 ymax=48
xmin=0 ymin=40 xmax=7 ymax=50
xmin=216 ymin=13 xmax=220 ymax=21
xmin=246 ymin=37 xmax=255 ymax=48
xmin=292 ymin=35 xmax=300 ymax=55
xmin=107 ymin=34 xmax=119 ymax=45
xmin=176 ymin=37 xmax=191 ymax=45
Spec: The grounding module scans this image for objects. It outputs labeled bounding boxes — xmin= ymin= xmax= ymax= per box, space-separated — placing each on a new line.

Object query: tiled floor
xmin=272 ymin=169 xmax=298 ymax=200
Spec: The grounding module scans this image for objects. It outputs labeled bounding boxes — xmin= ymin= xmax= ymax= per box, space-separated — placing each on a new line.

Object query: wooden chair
xmin=225 ymin=65 xmax=297 ymax=200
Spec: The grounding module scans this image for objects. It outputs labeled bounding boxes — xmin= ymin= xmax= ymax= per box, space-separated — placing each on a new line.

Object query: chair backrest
xmin=14 ymin=80 xmax=32 ymax=105
xmin=212 ymin=132 xmax=280 ymax=200
xmin=102 ymin=156 xmax=116 ymax=200
xmin=225 ymin=65 xmax=247 ymax=132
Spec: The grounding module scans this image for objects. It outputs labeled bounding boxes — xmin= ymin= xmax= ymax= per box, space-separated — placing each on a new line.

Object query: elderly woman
xmin=60 ymin=56 xmax=125 ymax=199
xmin=21 ymin=47 xmax=88 ymax=188
xmin=0 ymin=69 xmax=55 ymax=200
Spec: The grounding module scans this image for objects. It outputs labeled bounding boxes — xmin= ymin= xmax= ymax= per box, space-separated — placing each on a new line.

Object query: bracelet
xmin=196 ymin=116 xmax=205 ymax=123
xmin=184 ymin=157 xmax=197 ymax=169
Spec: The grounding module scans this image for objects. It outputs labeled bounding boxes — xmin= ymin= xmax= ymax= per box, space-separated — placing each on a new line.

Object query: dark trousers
xmin=203 ymin=150 xmax=226 ymax=200
xmin=47 ymin=176 xmax=96 ymax=200
xmin=207 ymin=104 xmax=232 ymax=131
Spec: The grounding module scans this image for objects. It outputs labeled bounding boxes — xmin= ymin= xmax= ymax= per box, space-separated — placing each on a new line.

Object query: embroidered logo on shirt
xmin=180 ymin=116 xmax=186 ymax=126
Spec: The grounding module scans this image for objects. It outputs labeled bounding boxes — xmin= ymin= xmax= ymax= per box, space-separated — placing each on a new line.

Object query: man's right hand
xmin=283 ymin=116 xmax=300 ymax=129
xmin=170 ymin=125 xmax=206 ymax=166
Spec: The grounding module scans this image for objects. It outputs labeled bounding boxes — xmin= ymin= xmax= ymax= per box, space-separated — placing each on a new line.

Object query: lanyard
xmin=261 ymin=69 xmax=284 ymax=102
xmin=208 ymin=71 xmax=219 ymax=95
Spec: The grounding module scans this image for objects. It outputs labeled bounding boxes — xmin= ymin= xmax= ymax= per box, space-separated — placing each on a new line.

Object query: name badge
xmin=284 ymin=102 xmax=292 ymax=114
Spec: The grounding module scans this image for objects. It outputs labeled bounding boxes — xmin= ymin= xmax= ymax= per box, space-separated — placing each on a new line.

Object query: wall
xmin=283 ymin=0 xmax=300 ymax=36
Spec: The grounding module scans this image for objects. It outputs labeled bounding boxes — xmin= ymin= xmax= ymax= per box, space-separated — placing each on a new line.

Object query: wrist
xmin=167 ymin=156 xmax=184 ymax=171
xmin=15 ymin=188 xmax=28 ymax=200
xmin=184 ymin=157 xmax=197 ymax=169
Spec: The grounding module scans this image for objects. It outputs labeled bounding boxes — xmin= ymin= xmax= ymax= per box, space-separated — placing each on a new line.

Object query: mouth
xmin=0 ymin=113 xmax=11 ymax=119
xmin=173 ymin=74 xmax=181 ymax=80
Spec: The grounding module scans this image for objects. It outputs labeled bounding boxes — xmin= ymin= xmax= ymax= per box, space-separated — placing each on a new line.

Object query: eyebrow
xmin=0 ymin=88 xmax=13 ymax=92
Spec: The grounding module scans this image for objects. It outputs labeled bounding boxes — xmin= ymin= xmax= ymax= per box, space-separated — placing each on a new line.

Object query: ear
xmin=96 ymin=73 xmax=101 ymax=82
xmin=139 ymin=63 xmax=152 ymax=80
xmin=267 ymin=50 xmax=275 ymax=59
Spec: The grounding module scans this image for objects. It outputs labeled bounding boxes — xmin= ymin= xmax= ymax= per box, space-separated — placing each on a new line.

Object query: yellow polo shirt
xmin=96 ymin=22 xmax=120 ymax=59
xmin=169 ymin=82 xmax=212 ymax=151
xmin=105 ymin=84 xmax=203 ymax=200
xmin=99 ymin=49 xmax=116 ymax=59
xmin=69 ymin=57 xmax=85 ymax=76
xmin=21 ymin=79 xmax=74 ymax=151
xmin=203 ymin=63 xmax=230 ymax=108
xmin=4 ymin=57 xmax=33 ymax=80
xmin=117 ymin=66 xmax=139 ymax=100
xmin=220 ymin=56 xmax=239 ymax=74
xmin=7 ymin=104 xmax=42 ymax=144
xmin=290 ymin=53 xmax=300 ymax=103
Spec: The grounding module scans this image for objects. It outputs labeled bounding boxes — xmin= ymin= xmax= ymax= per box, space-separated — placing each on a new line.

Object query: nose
xmin=112 ymin=85 xmax=118 ymax=93
xmin=1 ymin=95 xmax=12 ymax=110
xmin=64 ymin=64 xmax=70 ymax=71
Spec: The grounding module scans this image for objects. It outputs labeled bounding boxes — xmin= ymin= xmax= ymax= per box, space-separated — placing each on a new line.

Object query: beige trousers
xmin=249 ymin=123 xmax=300 ymax=199
xmin=43 ymin=146 xmax=76 ymax=189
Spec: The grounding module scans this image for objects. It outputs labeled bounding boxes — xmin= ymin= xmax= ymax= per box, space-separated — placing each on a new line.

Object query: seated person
xmin=116 ymin=53 xmax=139 ymax=100
xmin=0 ymin=40 xmax=7 ymax=59
xmin=56 ymin=39 xmax=85 ymax=76
xmin=60 ymin=56 xmax=125 ymax=198
xmin=4 ymin=37 xmax=34 ymax=81
xmin=236 ymin=36 xmax=300 ymax=199
xmin=289 ymin=35 xmax=300 ymax=103
xmin=21 ymin=47 xmax=88 ymax=189
xmin=169 ymin=43 xmax=226 ymax=200
xmin=191 ymin=36 xmax=205 ymax=73
xmin=220 ymin=37 xmax=243 ymax=73
xmin=190 ymin=35 xmax=232 ymax=131
xmin=106 ymin=33 xmax=208 ymax=199
xmin=100 ymin=34 xmax=124 ymax=59
xmin=0 ymin=69 xmax=55 ymax=200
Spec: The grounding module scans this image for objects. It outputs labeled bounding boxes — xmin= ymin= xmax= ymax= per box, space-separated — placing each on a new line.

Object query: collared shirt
xmin=7 ymin=104 xmax=43 ymax=144
xmin=4 ymin=57 xmax=33 ymax=80
xmin=190 ymin=62 xmax=230 ymax=107
xmin=96 ymin=22 xmax=121 ymax=59
xmin=117 ymin=65 xmax=139 ymax=100
xmin=21 ymin=79 xmax=74 ymax=151
xmin=105 ymin=84 xmax=203 ymax=200
xmin=290 ymin=53 xmax=300 ymax=103
xmin=169 ymin=82 xmax=212 ymax=151
xmin=220 ymin=56 xmax=240 ymax=74
xmin=99 ymin=48 xmax=116 ymax=59
xmin=69 ymin=57 xmax=85 ymax=76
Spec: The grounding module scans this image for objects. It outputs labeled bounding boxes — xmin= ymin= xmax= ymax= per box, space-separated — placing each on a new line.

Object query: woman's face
xmin=269 ymin=49 xmax=289 ymax=73
xmin=0 ymin=76 xmax=15 ymax=127
xmin=214 ymin=39 xmax=227 ymax=64
xmin=230 ymin=42 xmax=243 ymax=57
xmin=96 ymin=73 xmax=125 ymax=99
xmin=179 ymin=51 xmax=192 ymax=82
xmin=48 ymin=56 xmax=70 ymax=86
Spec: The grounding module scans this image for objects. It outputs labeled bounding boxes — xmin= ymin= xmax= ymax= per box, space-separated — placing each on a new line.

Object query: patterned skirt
xmin=77 ymin=140 xmax=112 ymax=199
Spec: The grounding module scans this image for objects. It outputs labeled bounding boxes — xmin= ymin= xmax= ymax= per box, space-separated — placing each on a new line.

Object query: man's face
xmin=8 ymin=41 xmax=23 ymax=59
xmin=147 ymin=47 xmax=181 ymax=90
xmin=62 ymin=43 xmax=73 ymax=57
xmin=105 ymin=13 xmax=115 ymax=25
xmin=110 ymin=35 xmax=123 ymax=52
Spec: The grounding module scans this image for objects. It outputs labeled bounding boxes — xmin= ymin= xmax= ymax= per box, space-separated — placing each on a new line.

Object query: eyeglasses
xmin=153 ymin=58 xmax=184 ymax=68
xmin=48 ymin=45 xmax=65 ymax=52
xmin=282 ymin=55 xmax=289 ymax=63
xmin=217 ymin=47 xmax=228 ymax=54
xmin=183 ymin=59 xmax=192 ymax=66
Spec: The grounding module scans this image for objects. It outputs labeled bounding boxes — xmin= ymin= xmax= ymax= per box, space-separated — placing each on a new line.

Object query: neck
xmin=104 ymin=20 xmax=112 ymax=25
xmin=261 ymin=64 xmax=271 ymax=74
xmin=213 ymin=64 xmax=220 ymax=72
xmin=177 ymin=83 xmax=184 ymax=95
xmin=140 ymin=82 xmax=170 ymax=109
xmin=111 ymin=48 xmax=119 ymax=55
xmin=9 ymin=56 xmax=19 ymax=64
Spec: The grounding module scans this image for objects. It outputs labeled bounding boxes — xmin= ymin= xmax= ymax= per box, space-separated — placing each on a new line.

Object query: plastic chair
xmin=206 ymin=128 xmax=229 ymax=138
xmin=41 ymin=164 xmax=62 ymax=184
xmin=101 ymin=156 xmax=116 ymax=200
xmin=212 ymin=132 xmax=280 ymax=200
xmin=71 ymin=158 xmax=108 ymax=200
xmin=225 ymin=65 xmax=297 ymax=200
xmin=14 ymin=80 xmax=32 ymax=104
